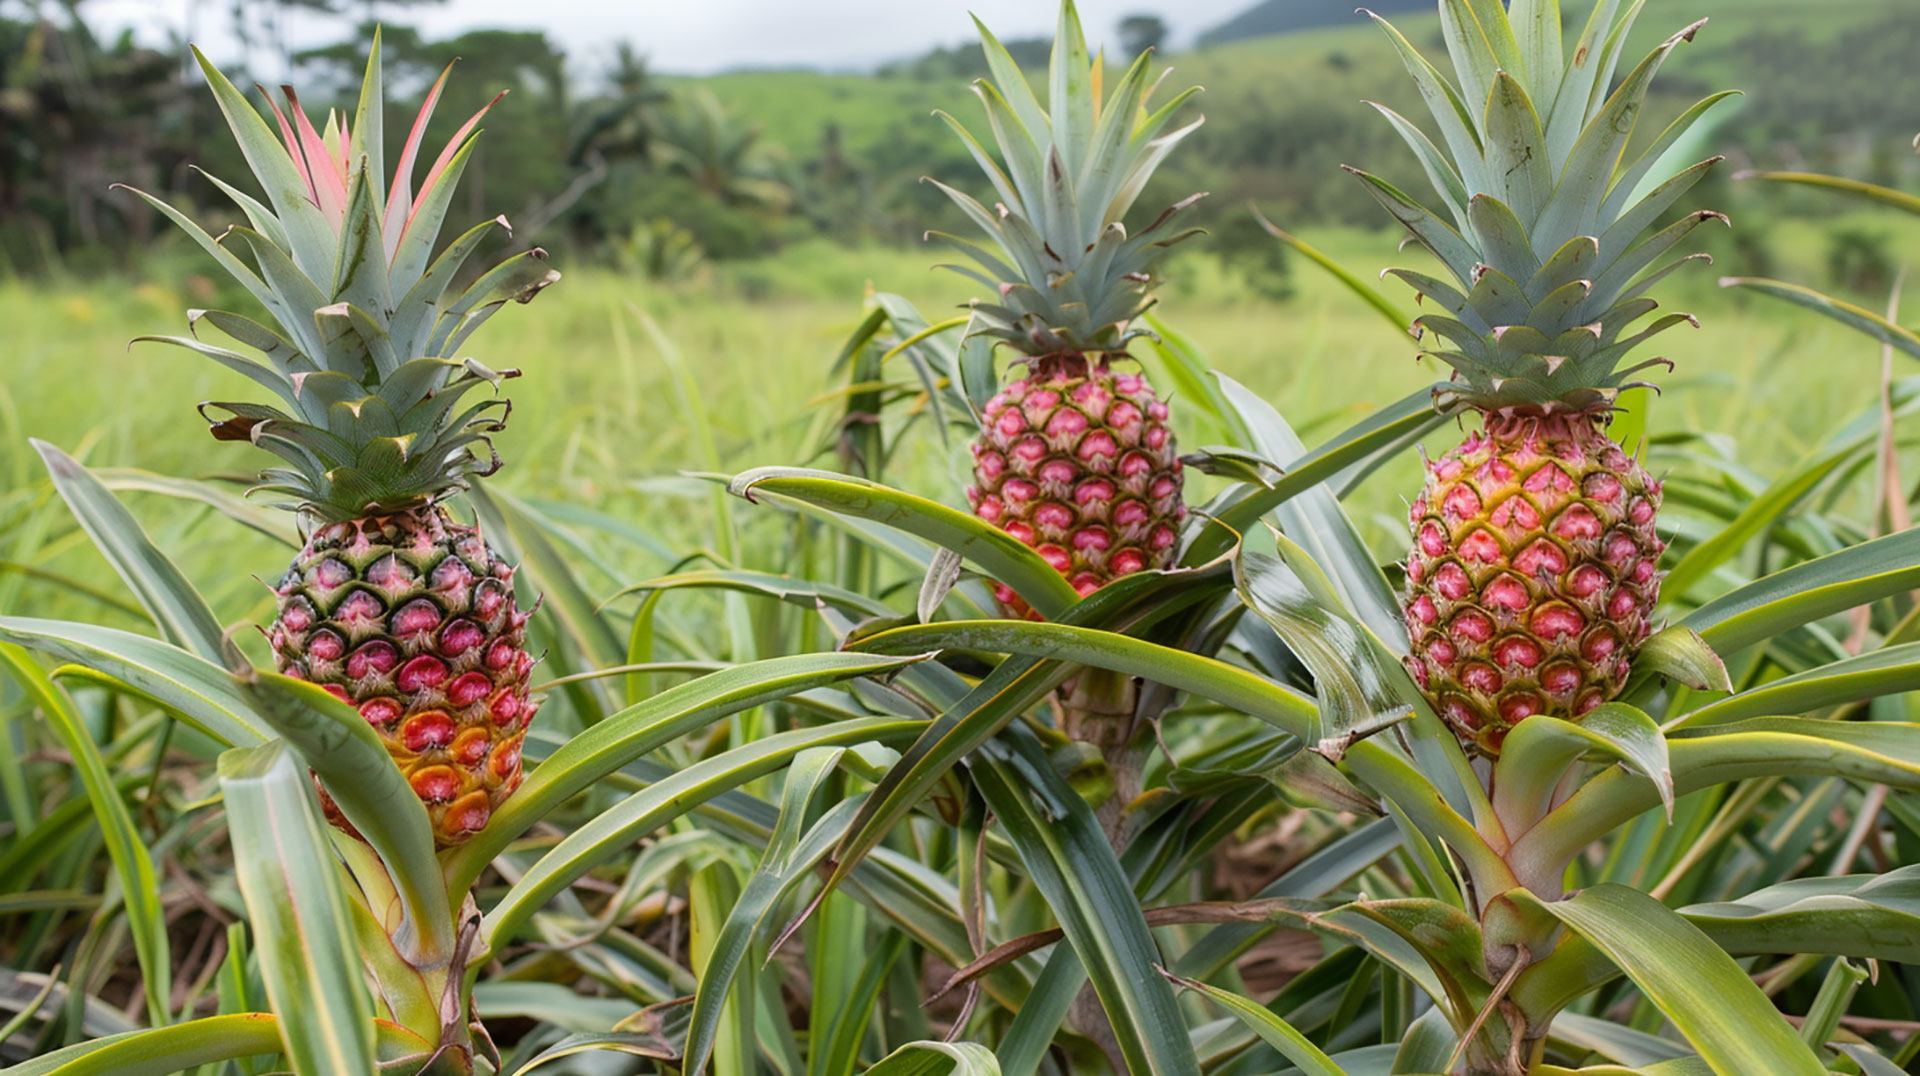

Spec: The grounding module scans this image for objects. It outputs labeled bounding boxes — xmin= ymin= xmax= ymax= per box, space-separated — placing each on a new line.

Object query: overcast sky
xmin=85 ymin=0 xmax=1258 ymax=77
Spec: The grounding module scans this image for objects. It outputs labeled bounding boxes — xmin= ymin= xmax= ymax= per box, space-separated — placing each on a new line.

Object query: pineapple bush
xmin=121 ymin=39 xmax=560 ymax=850
xmin=1356 ymin=3 xmax=1726 ymax=755
xmin=3 ymin=2 xmax=1920 ymax=1076
xmin=937 ymin=6 xmax=1200 ymax=620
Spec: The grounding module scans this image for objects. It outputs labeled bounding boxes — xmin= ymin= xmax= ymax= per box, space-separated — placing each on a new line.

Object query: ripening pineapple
xmin=1358 ymin=2 xmax=1728 ymax=756
xmin=934 ymin=1 xmax=1203 ymax=618
xmin=126 ymin=37 xmax=559 ymax=845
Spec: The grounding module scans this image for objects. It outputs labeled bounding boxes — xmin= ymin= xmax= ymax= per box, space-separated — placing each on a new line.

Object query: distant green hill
xmin=1197 ymin=0 xmax=1426 ymax=46
xmin=711 ymin=0 xmax=1919 ymax=164
xmin=679 ymin=0 xmax=1920 ymax=259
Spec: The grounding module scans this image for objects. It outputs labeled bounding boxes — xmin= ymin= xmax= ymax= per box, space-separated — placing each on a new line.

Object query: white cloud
xmin=82 ymin=0 xmax=1254 ymax=77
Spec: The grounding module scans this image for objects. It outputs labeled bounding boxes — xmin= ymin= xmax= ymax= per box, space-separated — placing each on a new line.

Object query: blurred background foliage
xmin=4 ymin=0 xmax=1918 ymax=281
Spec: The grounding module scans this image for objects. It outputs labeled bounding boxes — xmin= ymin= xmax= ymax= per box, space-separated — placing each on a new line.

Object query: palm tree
xmin=653 ymin=87 xmax=790 ymax=210
xmin=568 ymin=43 xmax=668 ymax=169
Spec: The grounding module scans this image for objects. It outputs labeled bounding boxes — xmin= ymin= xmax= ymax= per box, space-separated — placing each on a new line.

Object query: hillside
xmin=1198 ymin=0 xmax=1425 ymax=46
xmin=698 ymin=0 xmax=1920 ymax=243
xmin=710 ymin=0 xmax=1920 ymax=161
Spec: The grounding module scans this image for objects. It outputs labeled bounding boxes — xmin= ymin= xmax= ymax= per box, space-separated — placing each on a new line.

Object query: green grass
xmin=4 ymin=217 xmax=1915 ymax=634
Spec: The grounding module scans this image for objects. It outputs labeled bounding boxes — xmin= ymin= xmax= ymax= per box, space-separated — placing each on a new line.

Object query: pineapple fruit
xmin=1358 ymin=1 xmax=1728 ymax=756
xmin=934 ymin=0 xmax=1203 ymax=618
xmin=127 ymin=37 xmax=558 ymax=845
xmin=269 ymin=509 xmax=532 ymax=842
xmin=973 ymin=360 xmax=1184 ymax=616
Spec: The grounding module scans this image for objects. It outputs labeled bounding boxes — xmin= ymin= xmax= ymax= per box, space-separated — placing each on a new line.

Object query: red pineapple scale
xmin=1403 ymin=413 xmax=1665 ymax=756
xmin=967 ymin=355 xmax=1186 ymax=618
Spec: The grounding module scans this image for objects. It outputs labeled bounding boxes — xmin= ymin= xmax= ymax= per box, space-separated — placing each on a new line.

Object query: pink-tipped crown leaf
xmin=383 ymin=62 xmax=454 ymax=256
xmin=281 ymin=86 xmax=350 ymax=230
xmin=396 ymin=90 xmax=507 ymax=258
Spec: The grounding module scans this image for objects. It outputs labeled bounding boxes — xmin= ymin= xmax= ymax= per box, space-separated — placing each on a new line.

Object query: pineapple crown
xmin=1353 ymin=1 xmax=1733 ymax=416
xmin=122 ymin=31 xmax=560 ymax=523
xmin=928 ymin=0 xmax=1205 ymax=358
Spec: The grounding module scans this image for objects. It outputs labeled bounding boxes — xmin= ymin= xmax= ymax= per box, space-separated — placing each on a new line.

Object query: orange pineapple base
xmin=268 ymin=505 xmax=536 ymax=847
xmin=967 ymin=355 xmax=1186 ymax=618
xmin=1404 ymin=411 xmax=1664 ymax=757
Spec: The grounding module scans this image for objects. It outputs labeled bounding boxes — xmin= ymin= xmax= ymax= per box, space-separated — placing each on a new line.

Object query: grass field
xmin=5 ymin=215 xmax=1916 ymax=636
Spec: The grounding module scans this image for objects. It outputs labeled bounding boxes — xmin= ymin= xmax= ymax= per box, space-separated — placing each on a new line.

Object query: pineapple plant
xmin=1358 ymin=1 xmax=1729 ymax=756
xmin=934 ymin=0 xmax=1203 ymax=620
xmin=125 ymin=37 xmax=559 ymax=846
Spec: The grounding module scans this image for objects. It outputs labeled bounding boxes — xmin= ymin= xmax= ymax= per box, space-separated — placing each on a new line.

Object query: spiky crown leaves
xmin=1354 ymin=1 xmax=1732 ymax=415
xmin=929 ymin=0 xmax=1205 ymax=358
xmin=122 ymin=32 xmax=560 ymax=522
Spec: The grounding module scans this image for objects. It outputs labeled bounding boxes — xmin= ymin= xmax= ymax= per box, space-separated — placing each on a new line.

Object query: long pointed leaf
xmin=1517 ymin=885 xmax=1825 ymax=1076
xmin=0 ymin=645 xmax=171 ymax=1027
xmin=973 ymin=731 xmax=1199 ymax=1076
xmin=32 ymin=441 xmax=226 ymax=661
xmin=1723 ymin=277 xmax=1920 ymax=363
xmin=731 ymin=468 xmax=1079 ymax=620
xmin=863 ymin=1041 xmax=1002 ymax=1076
xmin=217 ymin=741 xmax=378 ymax=1075
xmin=0 ymin=617 xmax=266 ymax=747
xmin=2 ymin=1014 xmax=288 ymax=1076
xmin=1683 ymin=867 xmax=1920 ymax=965
xmin=682 ymin=751 xmax=859 ymax=1074
xmin=481 ymin=719 xmax=922 ymax=950
xmin=238 ymin=667 xmax=452 ymax=964
xmin=1682 ymin=529 xmax=1920 ymax=655
xmin=1164 ymin=973 xmax=1349 ymax=1076
xmin=445 ymin=653 xmax=924 ymax=894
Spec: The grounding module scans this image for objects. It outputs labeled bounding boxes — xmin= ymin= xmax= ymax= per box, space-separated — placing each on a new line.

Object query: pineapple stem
xmin=1056 ymin=666 xmax=1144 ymax=845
